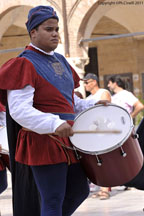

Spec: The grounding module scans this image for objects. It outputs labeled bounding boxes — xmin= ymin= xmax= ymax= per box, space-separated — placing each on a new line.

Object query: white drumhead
xmin=70 ymin=104 xmax=133 ymax=155
xmin=0 ymin=126 xmax=9 ymax=153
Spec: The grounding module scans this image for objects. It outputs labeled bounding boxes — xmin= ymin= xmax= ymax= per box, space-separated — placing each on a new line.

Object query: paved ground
xmin=1 ymin=171 xmax=144 ymax=216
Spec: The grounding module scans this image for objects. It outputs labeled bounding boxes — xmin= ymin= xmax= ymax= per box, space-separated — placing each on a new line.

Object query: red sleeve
xmin=0 ymin=57 xmax=38 ymax=105
xmin=0 ymin=102 xmax=5 ymax=112
xmin=69 ymin=65 xmax=80 ymax=89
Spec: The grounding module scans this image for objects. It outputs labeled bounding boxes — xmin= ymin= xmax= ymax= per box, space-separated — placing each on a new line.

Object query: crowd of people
xmin=0 ymin=4 xmax=144 ymax=216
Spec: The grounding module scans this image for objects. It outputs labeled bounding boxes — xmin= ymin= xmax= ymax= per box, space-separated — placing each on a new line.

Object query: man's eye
xmin=45 ymin=27 xmax=59 ymax=32
xmin=46 ymin=28 xmax=53 ymax=31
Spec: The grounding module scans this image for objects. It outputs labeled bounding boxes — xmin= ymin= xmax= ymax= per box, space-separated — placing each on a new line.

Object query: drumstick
xmin=47 ymin=130 xmax=122 ymax=135
xmin=73 ymin=130 xmax=122 ymax=134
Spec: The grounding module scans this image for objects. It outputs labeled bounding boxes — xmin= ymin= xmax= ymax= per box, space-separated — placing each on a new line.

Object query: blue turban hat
xmin=26 ymin=5 xmax=59 ymax=33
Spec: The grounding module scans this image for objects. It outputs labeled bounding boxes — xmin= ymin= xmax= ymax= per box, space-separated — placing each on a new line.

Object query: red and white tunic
xmin=0 ymin=45 xmax=95 ymax=166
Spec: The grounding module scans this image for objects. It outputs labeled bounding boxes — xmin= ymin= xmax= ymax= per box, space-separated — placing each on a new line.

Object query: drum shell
xmin=78 ymin=131 xmax=143 ymax=187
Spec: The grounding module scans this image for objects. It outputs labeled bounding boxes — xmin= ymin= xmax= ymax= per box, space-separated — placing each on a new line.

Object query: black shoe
xmin=124 ymin=186 xmax=130 ymax=191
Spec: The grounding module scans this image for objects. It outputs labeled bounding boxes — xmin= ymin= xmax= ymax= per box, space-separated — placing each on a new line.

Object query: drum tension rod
xmin=132 ymin=133 xmax=139 ymax=139
xmin=120 ymin=147 xmax=127 ymax=157
xmin=73 ymin=147 xmax=82 ymax=160
xmin=95 ymin=155 xmax=102 ymax=166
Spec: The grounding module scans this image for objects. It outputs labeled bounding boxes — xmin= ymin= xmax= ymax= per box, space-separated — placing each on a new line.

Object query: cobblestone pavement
xmin=1 ymin=171 xmax=144 ymax=216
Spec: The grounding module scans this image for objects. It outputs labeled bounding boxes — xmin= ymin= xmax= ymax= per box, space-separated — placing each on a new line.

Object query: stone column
xmin=67 ymin=57 xmax=89 ymax=98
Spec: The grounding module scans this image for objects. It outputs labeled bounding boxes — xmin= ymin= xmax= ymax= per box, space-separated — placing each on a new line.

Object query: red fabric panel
xmin=0 ymin=102 xmax=5 ymax=112
xmin=0 ymin=154 xmax=10 ymax=171
xmin=0 ymin=57 xmax=38 ymax=105
xmin=15 ymin=129 xmax=78 ymax=165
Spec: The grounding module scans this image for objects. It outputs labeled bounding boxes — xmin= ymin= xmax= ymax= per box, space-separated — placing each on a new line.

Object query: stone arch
xmin=67 ymin=0 xmax=100 ymax=57
xmin=67 ymin=0 xmax=82 ymax=23
xmin=0 ymin=6 xmax=30 ymax=40
xmin=69 ymin=0 xmax=144 ymax=97
xmin=67 ymin=0 xmax=144 ymax=57
xmin=0 ymin=1 xmax=66 ymax=58
xmin=82 ymin=4 xmax=144 ymax=44
xmin=0 ymin=0 xmax=64 ymax=40
xmin=0 ymin=0 xmax=61 ymax=14
xmin=0 ymin=1 xmax=66 ymax=66
xmin=76 ymin=0 xmax=144 ymax=71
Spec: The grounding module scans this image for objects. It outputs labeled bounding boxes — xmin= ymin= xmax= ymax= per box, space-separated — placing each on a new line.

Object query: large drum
xmin=70 ymin=104 xmax=143 ymax=187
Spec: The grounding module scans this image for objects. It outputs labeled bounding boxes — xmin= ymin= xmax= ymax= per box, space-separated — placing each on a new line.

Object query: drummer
xmin=0 ymin=5 xmax=101 ymax=216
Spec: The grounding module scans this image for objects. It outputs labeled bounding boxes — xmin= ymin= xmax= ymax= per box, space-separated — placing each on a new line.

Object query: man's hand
xmin=55 ymin=122 xmax=74 ymax=137
xmin=95 ymin=100 xmax=110 ymax=106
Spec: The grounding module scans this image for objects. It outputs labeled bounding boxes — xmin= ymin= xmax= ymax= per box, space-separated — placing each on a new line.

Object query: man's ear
xmin=30 ymin=29 xmax=37 ymax=38
xmin=95 ymin=80 xmax=98 ymax=85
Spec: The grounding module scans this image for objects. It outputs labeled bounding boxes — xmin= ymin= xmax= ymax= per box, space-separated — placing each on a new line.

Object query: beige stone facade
xmin=0 ymin=0 xmax=144 ymax=98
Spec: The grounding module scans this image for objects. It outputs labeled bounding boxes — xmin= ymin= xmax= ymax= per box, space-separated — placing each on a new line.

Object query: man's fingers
xmin=55 ymin=122 xmax=74 ymax=137
xmin=95 ymin=100 xmax=110 ymax=106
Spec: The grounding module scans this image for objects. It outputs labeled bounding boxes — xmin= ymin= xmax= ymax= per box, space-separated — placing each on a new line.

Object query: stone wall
xmin=0 ymin=0 xmax=144 ymax=98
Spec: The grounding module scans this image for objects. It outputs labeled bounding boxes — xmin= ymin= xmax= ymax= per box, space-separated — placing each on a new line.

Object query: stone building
xmin=0 ymin=0 xmax=144 ymax=98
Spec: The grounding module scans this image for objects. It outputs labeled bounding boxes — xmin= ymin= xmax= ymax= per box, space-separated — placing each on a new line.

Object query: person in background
xmin=84 ymin=73 xmax=111 ymax=103
xmin=107 ymin=75 xmax=144 ymax=119
xmin=0 ymin=103 xmax=9 ymax=196
xmin=83 ymin=73 xmax=111 ymax=200
xmin=0 ymin=5 xmax=101 ymax=216
xmin=107 ymin=75 xmax=144 ymax=191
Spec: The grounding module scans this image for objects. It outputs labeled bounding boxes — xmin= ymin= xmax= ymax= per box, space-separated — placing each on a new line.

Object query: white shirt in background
xmin=111 ymin=90 xmax=138 ymax=114
xmin=85 ymin=89 xmax=109 ymax=103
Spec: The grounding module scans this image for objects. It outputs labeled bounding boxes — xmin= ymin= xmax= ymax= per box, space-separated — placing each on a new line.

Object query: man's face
xmin=30 ymin=18 xmax=59 ymax=52
xmin=84 ymin=79 xmax=96 ymax=92
xmin=107 ymin=80 xmax=116 ymax=92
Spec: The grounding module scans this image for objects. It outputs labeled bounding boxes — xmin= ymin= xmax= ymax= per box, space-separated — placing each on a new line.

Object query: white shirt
xmin=111 ymin=90 xmax=138 ymax=114
xmin=7 ymin=44 xmax=95 ymax=134
xmin=85 ymin=89 xmax=109 ymax=103
xmin=7 ymin=86 xmax=95 ymax=134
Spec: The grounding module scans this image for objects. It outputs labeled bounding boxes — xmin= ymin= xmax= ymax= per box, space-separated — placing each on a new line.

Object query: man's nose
xmin=52 ymin=30 xmax=58 ymax=36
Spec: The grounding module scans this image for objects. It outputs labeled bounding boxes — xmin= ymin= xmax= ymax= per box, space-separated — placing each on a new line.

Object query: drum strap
xmin=22 ymin=127 xmax=78 ymax=164
xmin=49 ymin=135 xmax=81 ymax=161
xmin=48 ymin=135 xmax=75 ymax=165
xmin=48 ymin=134 xmax=74 ymax=151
